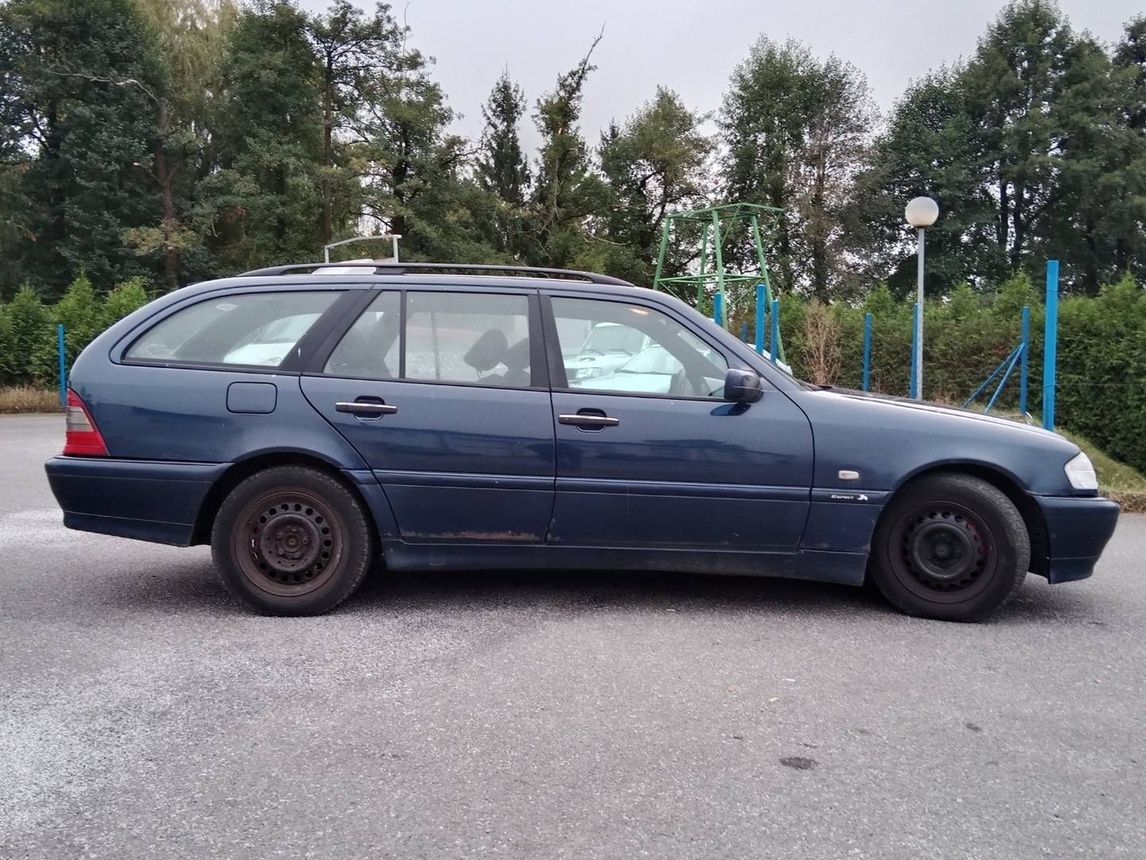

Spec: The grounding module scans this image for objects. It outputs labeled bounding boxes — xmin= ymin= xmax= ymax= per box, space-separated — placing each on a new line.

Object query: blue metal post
xmin=1043 ymin=261 xmax=1058 ymax=431
xmin=984 ymin=346 xmax=1024 ymax=414
xmin=862 ymin=312 xmax=873 ymax=392
xmin=57 ymin=324 xmax=66 ymax=408
xmin=739 ymin=321 xmax=749 ymax=343
xmin=713 ymin=292 xmax=723 ymax=327
xmin=909 ymin=303 xmax=920 ymax=399
xmin=769 ymin=298 xmax=780 ymax=364
xmin=754 ymin=284 xmax=765 ymax=354
xmin=1019 ymin=305 xmax=1030 ymax=416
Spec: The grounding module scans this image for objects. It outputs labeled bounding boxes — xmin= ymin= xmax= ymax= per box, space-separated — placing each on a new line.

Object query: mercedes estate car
xmin=45 ymin=262 xmax=1120 ymax=621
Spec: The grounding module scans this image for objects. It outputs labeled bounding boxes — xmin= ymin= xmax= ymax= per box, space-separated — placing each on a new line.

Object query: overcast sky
xmin=296 ymin=0 xmax=1145 ymax=143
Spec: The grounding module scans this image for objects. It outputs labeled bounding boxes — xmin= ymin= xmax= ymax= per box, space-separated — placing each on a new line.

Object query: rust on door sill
xmin=402 ymin=531 xmax=539 ymax=542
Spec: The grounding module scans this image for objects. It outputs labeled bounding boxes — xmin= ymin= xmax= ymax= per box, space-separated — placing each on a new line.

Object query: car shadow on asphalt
xmin=92 ymin=556 xmax=1101 ymax=626
xmin=348 ymin=566 xmax=1101 ymax=626
xmin=357 ymin=566 xmax=886 ymax=619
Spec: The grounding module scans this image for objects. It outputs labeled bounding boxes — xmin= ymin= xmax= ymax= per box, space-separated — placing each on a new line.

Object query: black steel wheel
xmin=211 ymin=466 xmax=373 ymax=616
xmin=870 ymin=473 xmax=1029 ymax=622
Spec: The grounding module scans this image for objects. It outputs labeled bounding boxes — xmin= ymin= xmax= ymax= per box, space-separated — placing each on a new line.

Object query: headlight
xmin=574 ymin=367 xmax=602 ymax=380
xmin=1064 ymin=452 xmax=1098 ymax=491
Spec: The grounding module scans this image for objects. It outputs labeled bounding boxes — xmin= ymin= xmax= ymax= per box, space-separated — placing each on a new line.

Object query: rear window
xmin=125 ymin=292 xmax=338 ymax=368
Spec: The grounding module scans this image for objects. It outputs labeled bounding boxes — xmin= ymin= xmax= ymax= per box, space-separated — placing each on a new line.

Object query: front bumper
xmin=1035 ymin=494 xmax=1120 ymax=583
xmin=45 ymin=456 xmax=228 ymax=546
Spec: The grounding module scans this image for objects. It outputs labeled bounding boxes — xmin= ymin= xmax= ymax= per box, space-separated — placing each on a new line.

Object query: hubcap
xmin=256 ymin=511 xmax=323 ymax=574
xmin=234 ymin=492 xmax=342 ymax=596
xmin=899 ymin=508 xmax=989 ymax=592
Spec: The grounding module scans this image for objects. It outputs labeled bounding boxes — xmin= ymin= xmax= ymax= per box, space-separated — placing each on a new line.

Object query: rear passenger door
xmin=300 ymin=287 xmax=556 ymax=544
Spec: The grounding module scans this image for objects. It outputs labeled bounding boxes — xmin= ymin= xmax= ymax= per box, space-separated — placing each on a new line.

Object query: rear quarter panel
xmin=72 ymin=368 xmax=368 ymax=469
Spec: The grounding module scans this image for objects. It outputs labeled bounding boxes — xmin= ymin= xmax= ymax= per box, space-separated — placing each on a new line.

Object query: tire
xmin=211 ymin=466 xmax=373 ymax=616
xmin=869 ymin=473 xmax=1029 ymax=622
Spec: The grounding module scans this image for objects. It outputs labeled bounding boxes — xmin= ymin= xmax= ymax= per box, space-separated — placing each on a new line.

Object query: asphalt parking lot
xmin=2 ymin=413 xmax=1144 ymax=859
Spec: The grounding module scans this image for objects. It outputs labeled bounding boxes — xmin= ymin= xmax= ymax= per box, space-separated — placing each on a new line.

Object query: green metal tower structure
xmin=652 ymin=202 xmax=785 ymax=361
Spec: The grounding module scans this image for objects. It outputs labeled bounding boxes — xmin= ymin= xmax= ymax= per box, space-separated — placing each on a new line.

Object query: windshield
xmin=618 ymin=346 xmax=680 ymax=374
xmin=581 ymin=324 xmax=645 ymax=354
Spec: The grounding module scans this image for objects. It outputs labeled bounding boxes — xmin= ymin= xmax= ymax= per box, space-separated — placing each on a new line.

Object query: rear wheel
xmin=211 ymin=466 xmax=373 ymax=616
xmin=870 ymin=474 xmax=1029 ymax=622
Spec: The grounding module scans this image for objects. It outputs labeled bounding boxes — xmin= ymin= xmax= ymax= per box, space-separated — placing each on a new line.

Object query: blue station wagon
xmin=45 ymin=262 xmax=1120 ymax=621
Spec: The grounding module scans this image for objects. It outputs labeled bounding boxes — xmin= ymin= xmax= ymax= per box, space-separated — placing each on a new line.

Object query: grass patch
xmin=0 ymin=386 xmax=62 ymax=414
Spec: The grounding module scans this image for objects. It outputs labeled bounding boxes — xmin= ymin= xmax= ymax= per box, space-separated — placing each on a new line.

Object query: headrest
xmin=463 ymin=328 xmax=508 ymax=372
xmin=503 ymin=337 xmax=530 ymax=369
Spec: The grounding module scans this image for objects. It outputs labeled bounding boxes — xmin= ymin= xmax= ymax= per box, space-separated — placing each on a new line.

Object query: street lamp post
xmin=904 ymin=196 xmax=939 ymax=400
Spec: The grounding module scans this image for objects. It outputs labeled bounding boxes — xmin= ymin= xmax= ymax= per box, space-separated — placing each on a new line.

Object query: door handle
xmin=336 ymin=400 xmax=398 ymax=416
xmin=558 ymin=413 xmax=620 ymax=428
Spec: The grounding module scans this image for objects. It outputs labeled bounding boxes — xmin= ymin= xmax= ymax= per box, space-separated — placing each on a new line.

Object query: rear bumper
xmin=45 ymin=456 xmax=227 ymax=546
xmin=1035 ymin=494 xmax=1120 ymax=583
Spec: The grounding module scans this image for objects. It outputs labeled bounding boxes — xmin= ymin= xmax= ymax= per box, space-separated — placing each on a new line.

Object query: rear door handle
xmin=336 ymin=400 xmax=398 ymax=416
xmin=558 ymin=413 xmax=620 ymax=428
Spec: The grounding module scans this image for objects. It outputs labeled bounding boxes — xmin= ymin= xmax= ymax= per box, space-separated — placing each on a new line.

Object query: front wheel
xmin=211 ymin=466 xmax=373 ymax=616
xmin=869 ymin=474 xmax=1030 ymax=622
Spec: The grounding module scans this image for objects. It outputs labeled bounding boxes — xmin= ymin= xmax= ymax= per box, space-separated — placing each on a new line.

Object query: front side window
xmin=125 ymin=291 xmax=338 ymax=368
xmin=553 ymin=297 xmax=728 ymax=398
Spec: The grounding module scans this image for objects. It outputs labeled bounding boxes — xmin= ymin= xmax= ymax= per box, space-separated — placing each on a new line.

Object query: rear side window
xmin=125 ymin=292 xmax=338 ymax=368
xmin=405 ymin=292 xmax=530 ymax=385
xmin=324 ymin=291 xmax=400 ymax=378
xmin=324 ymin=291 xmax=532 ymax=387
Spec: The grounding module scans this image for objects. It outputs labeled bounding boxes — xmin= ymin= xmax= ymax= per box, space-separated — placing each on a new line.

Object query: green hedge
xmin=728 ymin=274 xmax=1146 ymax=474
xmin=0 ymin=274 xmax=151 ymax=387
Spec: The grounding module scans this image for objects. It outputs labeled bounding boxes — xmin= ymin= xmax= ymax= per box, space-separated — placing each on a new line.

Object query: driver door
xmin=545 ymin=295 xmax=814 ymax=552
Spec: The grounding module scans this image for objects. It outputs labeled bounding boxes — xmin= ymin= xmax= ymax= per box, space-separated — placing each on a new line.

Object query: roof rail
xmin=237 ymin=261 xmax=636 ymax=287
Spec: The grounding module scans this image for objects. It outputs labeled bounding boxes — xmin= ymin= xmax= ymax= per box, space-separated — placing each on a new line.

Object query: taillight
xmin=63 ymin=390 xmax=109 ymax=456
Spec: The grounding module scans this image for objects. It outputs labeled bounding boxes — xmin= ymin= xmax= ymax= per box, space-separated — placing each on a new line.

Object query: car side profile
xmin=45 ymin=262 xmax=1120 ymax=621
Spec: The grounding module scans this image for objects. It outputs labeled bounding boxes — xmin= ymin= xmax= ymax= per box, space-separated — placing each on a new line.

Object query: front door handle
xmin=336 ymin=399 xmax=398 ymax=416
xmin=558 ymin=413 xmax=620 ymax=428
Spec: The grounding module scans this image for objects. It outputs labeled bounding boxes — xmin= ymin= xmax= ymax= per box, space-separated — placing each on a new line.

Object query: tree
xmin=598 ymin=87 xmax=712 ymax=285
xmin=102 ymin=276 xmax=152 ymax=322
xmin=0 ymin=297 xmax=12 ymax=384
xmin=326 ymin=5 xmax=467 ymax=261
xmin=847 ymin=70 xmax=1005 ymax=297
xmin=0 ymin=0 xmax=164 ymax=296
xmin=306 ymin=0 xmax=400 ymax=246
xmin=526 ymin=36 xmax=609 ymax=269
xmin=852 ymin=1 xmax=1146 ymax=295
xmin=42 ymin=270 xmax=106 ymax=370
xmin=475 ymin=70 xmax=530 ymax=257
xmin=1041 ymin=36 xmax=1146 ymax=292
xmin=195 ymin=0 xmax=325 ymax=271
xmin=126 ymin=0 xmax=238 ymax=287
xmin=1106 ymin=17 xmax=1146 ymax=279
xmin=4 ymin=284 xmax=49 ymax=383
xmin=958 ymin=0 xmax=1079 ymax=274
xmin=719 ymin=38 xmax=875 ymax=299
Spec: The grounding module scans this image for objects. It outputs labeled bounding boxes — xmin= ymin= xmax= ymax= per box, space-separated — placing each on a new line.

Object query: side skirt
xmin=382 ymin=542 xmax=868 ymax=586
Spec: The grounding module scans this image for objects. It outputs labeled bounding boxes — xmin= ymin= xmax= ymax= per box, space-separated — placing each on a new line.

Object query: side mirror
xmin=723 ymin=368 xmax=763 ymax=403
